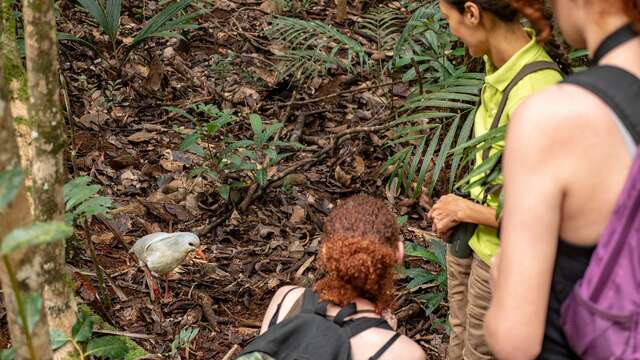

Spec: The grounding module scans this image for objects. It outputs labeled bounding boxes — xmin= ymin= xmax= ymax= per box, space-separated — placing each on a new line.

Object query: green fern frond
xmin=267 ymin=16 xmax=369 ymax=77
xmin=357 ymin=7 xmax=405 ymax=52
xmin=64 ymin=176 xmax=112 ymax=224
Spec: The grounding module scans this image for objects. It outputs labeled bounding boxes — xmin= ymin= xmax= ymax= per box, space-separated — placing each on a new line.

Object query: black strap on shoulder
xmin=563 ymin=65 xmax=640 ymax=144
xmin=333 ymin=303 xmax=358 ymax=326
xmin=268 ymin=287 xmax=302 ymax=328
xmin=345 ymin=317 xmax=392 ymax=338
xmin=368 ymin=333 xmax=401 ymax=360
xmin=592 ymin=23 xmax=639 ymax=65
xmin=481 ymin=60 xmax=563 ymax=161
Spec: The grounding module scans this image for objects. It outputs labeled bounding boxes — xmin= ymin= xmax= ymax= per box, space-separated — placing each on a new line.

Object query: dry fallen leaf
xmin=159 ymin=159 xmax=183 ymax=172
xmin=289 ymin=205 xmax=306 ymax=224
xmin=127 ymin=131 xmax=155 ymax=143
xmin=353 ymin=155 xmax=365 ymax=177
xmin=335 ymin=165 xmax=352 ymax=186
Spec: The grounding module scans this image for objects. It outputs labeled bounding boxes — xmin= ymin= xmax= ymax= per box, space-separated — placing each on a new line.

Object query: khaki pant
xmin=447 ymin=251 xmax=494 ymax=360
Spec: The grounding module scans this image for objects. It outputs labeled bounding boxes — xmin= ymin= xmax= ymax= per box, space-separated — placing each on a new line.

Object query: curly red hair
xmin=509 ymin=0 xmax=640 ymax=39
xmin=314 ymin=195 xmax=400 ymax=313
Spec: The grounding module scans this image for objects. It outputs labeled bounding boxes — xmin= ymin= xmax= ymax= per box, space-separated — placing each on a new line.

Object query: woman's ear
xmin=396 ymin=241 xmax=404 ymax=264
xmin=463 ymin=1 xmax=481 ymax=26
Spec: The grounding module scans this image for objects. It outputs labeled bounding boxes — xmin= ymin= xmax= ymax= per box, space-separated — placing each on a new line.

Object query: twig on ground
xmin=221 ymin=345 xmax=240 ymax=360
xmin=92 ymin=329 xmax=155 ymax=339
xmin=95 ymin=213 xmax=131 ymax=251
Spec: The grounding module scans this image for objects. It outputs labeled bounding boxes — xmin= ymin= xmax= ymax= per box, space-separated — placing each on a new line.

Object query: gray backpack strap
xmin=481 ymin=61 xmax=563 ymax=161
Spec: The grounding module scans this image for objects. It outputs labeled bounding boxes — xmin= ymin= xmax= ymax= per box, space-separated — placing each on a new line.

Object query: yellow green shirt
xmin=468 ymin=30 xmax=563 ymax=264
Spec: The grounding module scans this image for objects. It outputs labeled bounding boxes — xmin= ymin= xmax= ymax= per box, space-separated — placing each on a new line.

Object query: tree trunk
xmin=22 ymin=0 xmax=77 ymax=341
xmin=0 ymin=16 xmax=54 ymax=360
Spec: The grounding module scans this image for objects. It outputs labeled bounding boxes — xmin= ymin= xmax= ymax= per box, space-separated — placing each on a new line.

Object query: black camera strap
xmin=591 ymin=23 xmax=639 ymax=65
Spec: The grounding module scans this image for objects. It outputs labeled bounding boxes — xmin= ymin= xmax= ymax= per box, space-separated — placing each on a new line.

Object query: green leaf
xmin=72 ymin=312 xmax=94 ymax=343
xmin=72 ymin=196 xmax=112 ymax=219
xmin=50 ymin=329 xmax=69 ymax=350
xmin=449 ymin=109 xmax=476 ymax=191
xmin=0 ymin=167 xmax=24 ymax=211
xmin=249 ymin=114 xmax=263 ymax=139
xmin=405 ymin=268 xmax=437 ymax=289
xmin=65 ymin=184 xmax=101 ymax=211
xmin=217 ymin=185 xmax=230 ymax=200
xmin=171 ymin=327 xmax=199 ymax=354
xmin=57 ymin=32 xmax=96 ymax=51
xmin=404 ymin=242 xmax=440 ymax=264
xmin=1 ymin=222 xmax=73 ymax=255
xmin=16 ymin=292 xmax=42 ymax=334
xmin=429 ymin=115 xmax=459 ymax=195
xmin=63 ymin=177 xmax=91 ymax=202
xmin=180 ymin=133 xmax=202 ymax=155
xmin=430 ymin=239 xmax=447 ymax=269
xmin=260 ymin=123 xmax=283 ymax=144
xmin=414 ymin=125 xmax=441 ymax=198
xmin=131 ymin=0 xmax=203 ymax=50
xmin=86 ymin=336 xmax=128 ymax=359
xmin=164 ymin=106 xmax=195 ymax=121
xmin=397 ymin=215 xmax=408 ymax=226
xmin=419 ymin=291 xmax=445 ymax=316
xmin=0 ymin=347 xmax=16 ymax=360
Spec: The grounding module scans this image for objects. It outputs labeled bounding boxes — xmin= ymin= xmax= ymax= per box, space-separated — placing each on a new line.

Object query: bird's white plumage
xmin=130 ymin=232 xmax=200 ymax=275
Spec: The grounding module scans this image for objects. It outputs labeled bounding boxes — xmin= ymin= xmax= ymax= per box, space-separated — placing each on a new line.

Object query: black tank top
xmin=539 ymin=240 xmax=594 ymax=359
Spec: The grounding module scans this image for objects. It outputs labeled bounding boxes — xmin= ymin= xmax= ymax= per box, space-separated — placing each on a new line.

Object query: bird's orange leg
xmin=143 ymin=265 xmax=160 ymax=301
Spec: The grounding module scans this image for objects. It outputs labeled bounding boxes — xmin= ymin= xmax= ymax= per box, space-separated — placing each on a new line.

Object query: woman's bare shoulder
xmin=507 ymin=83 xmax=613 ymax=148
xmin=383 ymin=334 xmax=426 ymax=360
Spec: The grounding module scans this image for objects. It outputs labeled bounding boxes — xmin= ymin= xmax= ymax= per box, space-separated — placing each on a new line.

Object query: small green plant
xmin=76 ymin=0 xmax=205 ymax=63
xmin=403 ymin=240 xmax=448 ymax=317
xmin=168 ymin=103 xmax=236 ymax=178
xmin=63 ymin=176 xmax=113 ymax=225
xmin=50 ymin=312 xmax=129 ymax=360
xmin=170 ymin=327 xmax=199 ymax=356
xmin=0 ymin=167 xmax=74 ymax=360
xmin=171 ymin=105 xmax=301 ymax=200
xmin=221 ymin=114 xmax=301 ymax=191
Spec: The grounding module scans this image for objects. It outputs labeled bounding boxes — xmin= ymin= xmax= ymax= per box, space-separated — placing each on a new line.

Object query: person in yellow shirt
xmin=427 ymin=1 xmax=565 ymax=359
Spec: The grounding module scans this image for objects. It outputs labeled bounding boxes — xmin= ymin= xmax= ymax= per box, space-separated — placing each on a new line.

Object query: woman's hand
xmin=428 ymin=194 xmax=471 ymax=236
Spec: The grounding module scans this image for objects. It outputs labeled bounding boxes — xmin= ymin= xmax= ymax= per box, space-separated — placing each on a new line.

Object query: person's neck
xmin=584 ymin=15 xmax=633 ymax=58
xmin=487 ymin=24 xmax=531 ymax=68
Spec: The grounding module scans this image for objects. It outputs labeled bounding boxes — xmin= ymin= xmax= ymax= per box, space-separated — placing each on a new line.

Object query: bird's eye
xmin=188 ymin=242 xmax=194 ymax=246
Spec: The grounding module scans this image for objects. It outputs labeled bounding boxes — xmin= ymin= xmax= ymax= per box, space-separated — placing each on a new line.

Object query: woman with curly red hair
xmin=238 ymin=195 xmax=425 ymax=360
xmin=485 ymin=0 xmax=640 ymax=359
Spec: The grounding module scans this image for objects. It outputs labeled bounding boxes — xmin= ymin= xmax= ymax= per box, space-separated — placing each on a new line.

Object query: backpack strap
xmin=268 ymin=287 xmax=302 ymax=329
xmin=481 ymin=61 xmax=563 ymax=161
xmin=368 ymin=333 xmax=401 ymax=360
xmin=563 ymin=65 xmax=640 ymax=145
xmin=333 ymin=303 xmax=358 ymax=326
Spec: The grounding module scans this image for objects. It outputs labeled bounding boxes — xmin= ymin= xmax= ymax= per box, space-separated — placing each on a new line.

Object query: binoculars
xmin=443 ymin=190 xmax=477 ymax=259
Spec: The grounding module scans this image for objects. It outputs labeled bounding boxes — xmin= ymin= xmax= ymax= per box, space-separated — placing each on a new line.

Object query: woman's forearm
xmin=459 ymin=201 xmax=499 ymax=228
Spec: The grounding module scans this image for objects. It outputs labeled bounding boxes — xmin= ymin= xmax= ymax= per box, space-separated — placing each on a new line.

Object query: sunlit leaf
xmin=86 ymin=336 xmax=128 ymax=359
xmin=1 ymin=222 xmax=73 ymax=255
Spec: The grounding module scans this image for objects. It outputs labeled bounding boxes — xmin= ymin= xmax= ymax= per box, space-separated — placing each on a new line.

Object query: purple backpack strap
xmin=559 ymin=66 xmax=640 ymax=359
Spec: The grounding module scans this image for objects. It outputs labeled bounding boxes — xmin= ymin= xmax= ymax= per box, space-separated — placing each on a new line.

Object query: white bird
xmin=130 ymin=232 xmax=206 ymax=299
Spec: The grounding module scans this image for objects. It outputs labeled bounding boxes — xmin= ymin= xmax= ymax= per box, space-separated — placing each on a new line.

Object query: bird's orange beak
xmin=194 ymin=247 xmax=207 ymax=261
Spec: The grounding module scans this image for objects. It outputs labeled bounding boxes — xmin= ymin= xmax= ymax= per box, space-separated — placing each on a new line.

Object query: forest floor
xmin=2 ymin=0 xmax=450 ymax=358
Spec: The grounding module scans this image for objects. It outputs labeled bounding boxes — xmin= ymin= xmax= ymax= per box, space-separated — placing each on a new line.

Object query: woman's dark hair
xmin=314 ymin=195 xmax=400 ymax=312
xmin=445 ymin=0 xmax=520 ymax=22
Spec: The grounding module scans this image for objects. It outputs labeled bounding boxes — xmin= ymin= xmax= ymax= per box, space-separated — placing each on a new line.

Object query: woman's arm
xmin=484 ymin=95 xmax=565 ymax=359
xmin=428 ymin=194 xmax=498 ymax=236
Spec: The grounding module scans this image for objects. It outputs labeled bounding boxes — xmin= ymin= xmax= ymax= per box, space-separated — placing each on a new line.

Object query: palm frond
xmin=357 ymin=7 xmax=405 ymax=52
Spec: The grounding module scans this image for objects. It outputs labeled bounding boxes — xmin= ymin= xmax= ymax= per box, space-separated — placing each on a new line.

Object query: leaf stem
xmin=2 ymin=255 xmax=38 ymax=360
